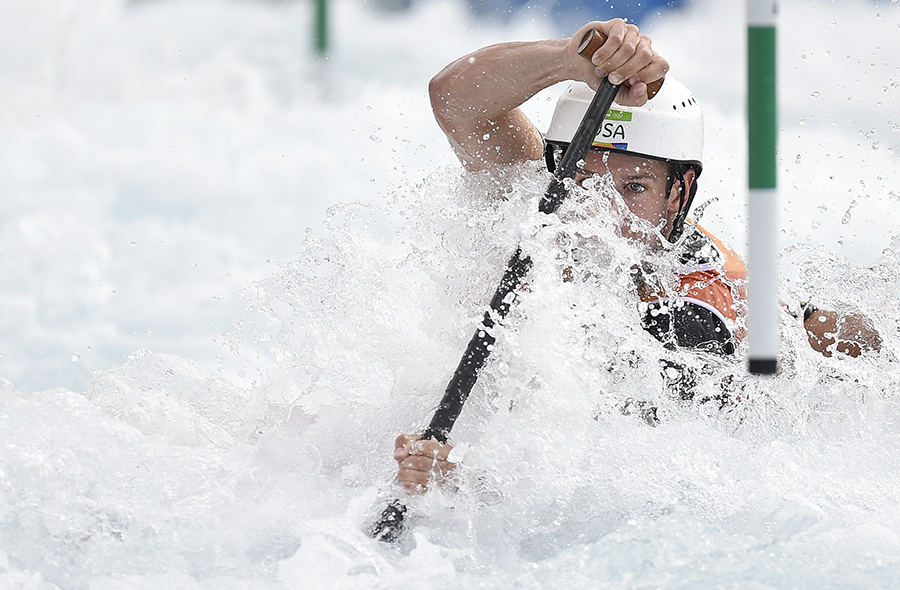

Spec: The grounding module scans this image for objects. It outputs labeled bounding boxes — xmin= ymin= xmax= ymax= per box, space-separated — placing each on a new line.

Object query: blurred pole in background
xmin=747 ymin=0 xmax=779 ymax=375
xmin=314 ymin=0 xmax=328 ymax=55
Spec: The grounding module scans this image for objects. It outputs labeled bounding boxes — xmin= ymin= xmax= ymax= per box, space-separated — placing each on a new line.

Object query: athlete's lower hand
xmin=394 ymin=433 xmax=456 ymax=494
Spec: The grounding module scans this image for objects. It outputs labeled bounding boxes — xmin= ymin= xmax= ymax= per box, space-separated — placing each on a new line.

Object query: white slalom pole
xmin=747 ymin=0 xmax=779 ymax=374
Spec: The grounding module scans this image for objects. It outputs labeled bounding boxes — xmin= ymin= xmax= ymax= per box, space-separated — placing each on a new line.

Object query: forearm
xmin=803 ymin=307 xmax=881 ymax=358
xmin=428 ymin=20 xmax=667 ymax=172
xmin=429 ymin=39 xmax=576 ymax=171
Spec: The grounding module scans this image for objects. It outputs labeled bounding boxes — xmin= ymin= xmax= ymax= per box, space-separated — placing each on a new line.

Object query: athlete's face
xmin=577 ymin=150 xmax=689 ymax=246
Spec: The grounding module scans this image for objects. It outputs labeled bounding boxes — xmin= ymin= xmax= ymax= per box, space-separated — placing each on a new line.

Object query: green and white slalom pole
xmin=314 ymin=0 xmax=328 ymax=55
xmin=747 ymin=0 xmax=779 ymax=375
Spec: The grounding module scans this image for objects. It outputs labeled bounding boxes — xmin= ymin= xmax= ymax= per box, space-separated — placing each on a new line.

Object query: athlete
xmin=393 ymin=20 xmax=880 ymax=494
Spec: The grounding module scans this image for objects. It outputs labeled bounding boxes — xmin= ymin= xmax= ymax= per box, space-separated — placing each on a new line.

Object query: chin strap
xmin=544 ymin=141 xmax=558 ymax=175
xmin=667 ymin=168 xmax=697 ymax=243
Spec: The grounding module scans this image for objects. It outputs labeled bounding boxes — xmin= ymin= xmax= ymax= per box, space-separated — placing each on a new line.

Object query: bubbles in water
xmin=841 ymin=199 xmax=857 ymax=225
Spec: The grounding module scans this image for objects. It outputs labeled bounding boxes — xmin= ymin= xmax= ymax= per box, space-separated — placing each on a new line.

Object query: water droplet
xmin=811 ymin=91 xmax=820 ymax=99
xmin=841 ymin=200 xmax=857 ymax=225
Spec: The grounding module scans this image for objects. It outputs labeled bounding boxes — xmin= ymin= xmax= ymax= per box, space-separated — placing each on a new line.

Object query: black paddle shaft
xmin=423 ymin=79 xmax=620 ymax=442
xmin=369 ymin=79 xmax=620 ymax=543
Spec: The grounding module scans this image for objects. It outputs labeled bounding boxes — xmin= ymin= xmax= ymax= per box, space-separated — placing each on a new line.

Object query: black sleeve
xmin=642 ymin=299 xmax=735 ymax=356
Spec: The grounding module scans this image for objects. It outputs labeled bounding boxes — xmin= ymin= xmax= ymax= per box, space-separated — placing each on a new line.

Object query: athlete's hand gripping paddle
xmin=368 ymin=29 xmax=664 ymax=543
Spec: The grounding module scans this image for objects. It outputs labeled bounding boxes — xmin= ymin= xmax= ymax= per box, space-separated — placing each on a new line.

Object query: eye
xmin=623 ymin=181 xmax=646 ymax=194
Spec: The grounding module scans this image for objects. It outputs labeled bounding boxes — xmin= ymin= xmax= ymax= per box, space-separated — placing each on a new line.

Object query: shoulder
xmin=674 ymin=226 xmax=746 ymax=328
xmin=640 ymin=226 xmax=747 ymax=355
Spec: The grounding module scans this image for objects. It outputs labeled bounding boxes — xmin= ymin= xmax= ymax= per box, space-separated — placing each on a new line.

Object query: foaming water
xmin=246 ymin=162 xmax=900 ymax=587
xmin=4 ymin=146 xmax=900 ymax=589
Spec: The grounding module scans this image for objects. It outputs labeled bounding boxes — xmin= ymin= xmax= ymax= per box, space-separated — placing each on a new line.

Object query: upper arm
xmin=429 ymin=73 xmax=545 ymax=172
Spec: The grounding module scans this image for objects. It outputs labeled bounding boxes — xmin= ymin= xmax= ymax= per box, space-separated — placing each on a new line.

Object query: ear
xmin=666 ymin=168 xmax=696 ymax=216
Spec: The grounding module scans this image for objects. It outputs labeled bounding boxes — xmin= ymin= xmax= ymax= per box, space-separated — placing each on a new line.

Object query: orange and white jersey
xmin=641 ymin=225 xmax=747 ymax=355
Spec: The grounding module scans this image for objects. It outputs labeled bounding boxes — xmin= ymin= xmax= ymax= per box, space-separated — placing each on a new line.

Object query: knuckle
xmin=635 ymin=43 xmax=653 ymax=60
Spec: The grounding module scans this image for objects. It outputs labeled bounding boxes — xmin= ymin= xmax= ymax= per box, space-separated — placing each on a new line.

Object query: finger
xmin=623 ymin=45 xmax=668 ymax=86
xmin=602 ymin=36 xmax=652 ymax=85
xmin=400 ymin=455 xmax=440 ymax=472
xmin=592 ymin=23 xmax=640 ymax=74
xmin=616 ymin=82 xmax=648 ymax=107
xmin=411 ymin=439 xmax=453 ymax=462
xmin=401 ymin=455 xmax=456 ymax=476
xmin=615 ymin=54 xmax=669 ymax=106
xmin=394 ymin=433 xmax=420 ymax=461
xmin=397 ymin=460 xmax=453 ymax=483
xmin=572 ymin=19 xmax=627 ymax=67
xmin=395 ymin=433 xmax=420 ymax=447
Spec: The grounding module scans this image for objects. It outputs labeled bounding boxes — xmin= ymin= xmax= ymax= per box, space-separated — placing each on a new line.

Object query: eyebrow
xmin=621 ymin=172 xmax=663 ymax=182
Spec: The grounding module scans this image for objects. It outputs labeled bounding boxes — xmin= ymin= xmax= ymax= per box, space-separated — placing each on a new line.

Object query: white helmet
xmin=544 ymin=76 xmax=704 ymax=176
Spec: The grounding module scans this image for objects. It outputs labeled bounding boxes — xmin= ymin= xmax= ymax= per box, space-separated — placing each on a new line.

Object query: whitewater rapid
xmin=2 ymin=0 xmax=900 ymax=588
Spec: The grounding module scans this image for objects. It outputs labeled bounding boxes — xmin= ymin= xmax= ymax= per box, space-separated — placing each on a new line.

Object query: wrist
xmin=544 ymin=37 xmax=582 ymax=85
